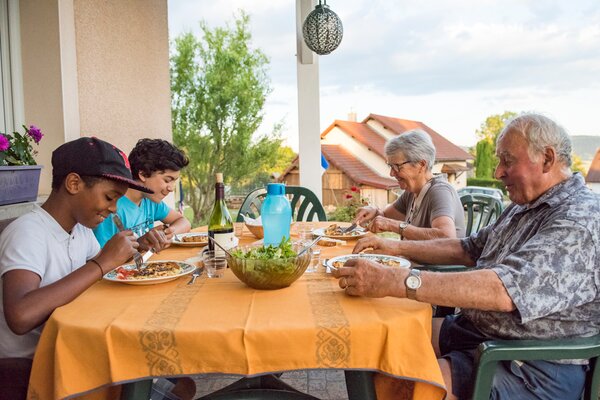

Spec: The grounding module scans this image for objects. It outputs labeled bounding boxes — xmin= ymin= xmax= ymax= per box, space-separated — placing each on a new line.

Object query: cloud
xmin=168 ymin=0 xmax=600 ymax=150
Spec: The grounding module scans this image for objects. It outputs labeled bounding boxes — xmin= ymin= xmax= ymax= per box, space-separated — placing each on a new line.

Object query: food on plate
xmin=115 ymin=261 xmax=183 ymax=280
xmin=180 ymin=234 xmax=208 ymax=243
xmin=331 ymin=256 xmax=403 ymax=270
xmin=324 ymin=224 xmax=362 ymax=237
xmin=317 ymin=237 xmax=346 ymax=247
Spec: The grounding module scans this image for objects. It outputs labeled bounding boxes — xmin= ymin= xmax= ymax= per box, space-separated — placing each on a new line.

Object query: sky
xmin=168 ymin=0 xmax=600 ymax=150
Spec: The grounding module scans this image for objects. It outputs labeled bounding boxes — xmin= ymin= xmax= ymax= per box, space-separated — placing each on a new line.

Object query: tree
xmin=474 ymin=111 xmax=517 ymax=179
xmin=571 ymin=153 xmax=587 ymax=176
xmin=171 ymin=13 xmax=284 ymax=225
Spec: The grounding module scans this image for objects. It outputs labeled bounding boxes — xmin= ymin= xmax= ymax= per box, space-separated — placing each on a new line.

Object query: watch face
xmin=406 ymin=275 xmax=420 ymax=289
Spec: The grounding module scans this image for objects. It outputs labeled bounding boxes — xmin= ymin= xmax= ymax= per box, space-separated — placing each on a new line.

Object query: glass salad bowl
xmin=226 ymin=240 xmax=310 ymax=290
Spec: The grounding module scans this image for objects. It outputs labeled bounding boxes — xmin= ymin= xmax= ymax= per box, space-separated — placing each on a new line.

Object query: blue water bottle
xmin=261 ymin=183 xmax=292 ymax=246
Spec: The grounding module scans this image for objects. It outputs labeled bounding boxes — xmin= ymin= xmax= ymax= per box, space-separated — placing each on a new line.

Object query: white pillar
xmin=296 ymin=0 xmax=322 ymax=202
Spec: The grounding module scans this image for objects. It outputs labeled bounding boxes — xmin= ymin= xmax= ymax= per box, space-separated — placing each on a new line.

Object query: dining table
xmin=26 ymin=222 xmax=446 ymax=400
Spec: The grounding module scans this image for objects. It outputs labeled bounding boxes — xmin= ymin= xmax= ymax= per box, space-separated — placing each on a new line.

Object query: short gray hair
xmin=384 ymin=129 xmax=436 ymax=171
xmin=498 ymin=113 xmax=572 ymax=167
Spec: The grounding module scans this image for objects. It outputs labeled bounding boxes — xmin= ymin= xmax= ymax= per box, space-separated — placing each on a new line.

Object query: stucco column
xmin=296 ymin=0 xmax=322 ymax=203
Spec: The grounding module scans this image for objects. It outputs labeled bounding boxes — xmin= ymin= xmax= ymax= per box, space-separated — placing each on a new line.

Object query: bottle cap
xmin=215 ymin=173 xmax=223 ymax=183
xmin=267 ymin=183 xmax=285 ymax=195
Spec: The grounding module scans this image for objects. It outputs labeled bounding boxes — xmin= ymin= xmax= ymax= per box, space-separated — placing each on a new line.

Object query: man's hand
xmin=138 ymin=226 xmax=171 ymax=253
xmin=354 ymin=206 xmax=381 ymax=227
xmin=97 ymin=231 xmax=139 ymax=271
xmin=332 ymin=257 xmax=403 ymax=297
xmin=353 ymin=235 xmax=399 ymax=255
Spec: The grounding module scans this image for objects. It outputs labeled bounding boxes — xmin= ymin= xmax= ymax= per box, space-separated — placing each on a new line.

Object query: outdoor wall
xmin=20 ymin=0 xmax=68 ymax=195
xmin=19 ymin=0 xmax=172 ymax=198
xmin=74 ymin=0 xmax=172 ymax=153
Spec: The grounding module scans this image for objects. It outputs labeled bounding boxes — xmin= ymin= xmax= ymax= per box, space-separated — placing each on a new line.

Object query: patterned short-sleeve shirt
xmin=460 ymin=173 xmax=600 ymax=340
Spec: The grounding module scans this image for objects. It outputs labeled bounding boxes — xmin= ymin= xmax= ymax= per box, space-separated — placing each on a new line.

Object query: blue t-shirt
xmin=93 ymin=196 xmax=170 ymax=247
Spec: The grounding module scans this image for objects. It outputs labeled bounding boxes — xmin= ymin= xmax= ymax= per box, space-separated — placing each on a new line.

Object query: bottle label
xmin=209 ymin=229 xmax=235 ymax=257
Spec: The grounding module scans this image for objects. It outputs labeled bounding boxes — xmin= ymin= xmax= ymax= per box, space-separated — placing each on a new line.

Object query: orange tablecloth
xmin=27 ymin=223 xmax=445 ymax=400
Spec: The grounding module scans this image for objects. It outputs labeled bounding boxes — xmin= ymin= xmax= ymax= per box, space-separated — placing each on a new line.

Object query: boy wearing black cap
xmin=0 ymin=137 xmax=149 ymax=398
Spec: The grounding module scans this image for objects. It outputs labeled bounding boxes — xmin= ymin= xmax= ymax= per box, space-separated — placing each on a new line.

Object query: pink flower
xmin=345 ymin=194 xmax=353 ymax=199
xmin=0 ymin=134 xmax=9 ymax=152
xmin=27 ymin=125 xmax=43 ymax=144
xmin=350 ymin=186 xmax=358 ymax=192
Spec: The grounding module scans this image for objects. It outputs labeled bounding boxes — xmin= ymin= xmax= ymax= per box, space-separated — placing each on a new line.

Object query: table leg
xmin=345 ymin=370 xmax=376 ymax=400
xmin=120 ymin=379 xmax=152 ymax=400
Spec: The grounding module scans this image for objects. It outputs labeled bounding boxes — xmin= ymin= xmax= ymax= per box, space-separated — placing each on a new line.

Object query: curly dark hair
xmin=128 ymin=139 xmax=189 ymax=178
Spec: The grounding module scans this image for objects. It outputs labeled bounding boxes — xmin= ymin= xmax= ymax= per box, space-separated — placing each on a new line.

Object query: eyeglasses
xmin=387 ymin=160 xmax=412 ymax=172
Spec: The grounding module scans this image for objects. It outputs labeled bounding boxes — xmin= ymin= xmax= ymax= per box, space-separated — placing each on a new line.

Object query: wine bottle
xmin=208 ymin=173 xmax=235 ymax=257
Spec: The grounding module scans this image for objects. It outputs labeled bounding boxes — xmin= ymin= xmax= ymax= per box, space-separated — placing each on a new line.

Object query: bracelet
xmin=89 ymin=259 xmax=104 ymax=280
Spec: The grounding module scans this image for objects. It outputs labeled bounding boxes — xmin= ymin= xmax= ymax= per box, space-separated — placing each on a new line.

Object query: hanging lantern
xmin=302 ymin=0 xmax=343 ymax=55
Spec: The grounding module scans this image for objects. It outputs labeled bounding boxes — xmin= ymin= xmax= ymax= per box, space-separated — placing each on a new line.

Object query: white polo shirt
xmin=0 ymin=205 xmax=100 ymax=358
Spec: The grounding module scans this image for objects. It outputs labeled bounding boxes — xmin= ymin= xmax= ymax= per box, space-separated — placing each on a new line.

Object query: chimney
xmin=348 ymin=110 xmax=357 ymax=122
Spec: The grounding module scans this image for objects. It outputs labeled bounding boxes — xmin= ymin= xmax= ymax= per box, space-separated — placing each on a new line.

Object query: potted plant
xmin=0 ymin=125 xmax=44 ymax=206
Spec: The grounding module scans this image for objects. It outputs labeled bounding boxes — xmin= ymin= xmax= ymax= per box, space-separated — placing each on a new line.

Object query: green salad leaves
xmin=231 ymin=237 xmax=297 ymax=260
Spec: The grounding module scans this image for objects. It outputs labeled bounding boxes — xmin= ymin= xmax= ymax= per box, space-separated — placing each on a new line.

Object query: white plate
xmin=171 ymin=232 xmax=209 ymax=247
xmin=325 ymin=254 xmax=411 ymax=271
xmin=104 ymin=260 xmax=196 ymax=285
xmin=312 ymin=226 xmax=368 ymax=240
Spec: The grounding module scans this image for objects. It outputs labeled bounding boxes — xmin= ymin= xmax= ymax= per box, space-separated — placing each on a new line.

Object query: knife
xmin=112 ymin=215 xmax=145 ymax=270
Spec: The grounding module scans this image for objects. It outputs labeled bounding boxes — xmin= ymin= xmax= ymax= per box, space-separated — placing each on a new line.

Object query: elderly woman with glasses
xmin=354 ymin=129 xmax=466 ymax=239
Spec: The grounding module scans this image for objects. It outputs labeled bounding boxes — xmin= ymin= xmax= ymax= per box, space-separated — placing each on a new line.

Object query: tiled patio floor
xmin=193 ymin=370 xmax=349 ymax=399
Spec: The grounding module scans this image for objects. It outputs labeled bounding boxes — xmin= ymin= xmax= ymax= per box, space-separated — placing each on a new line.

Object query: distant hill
xmin=571 ymin=136 xmax=600 ymax=161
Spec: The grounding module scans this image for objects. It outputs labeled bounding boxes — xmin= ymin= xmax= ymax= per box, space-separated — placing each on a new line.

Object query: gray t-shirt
xmin=393 ymin=175 xmax=466 ymax=237
xmin=460 ymin=173 xmax=600 ymax=342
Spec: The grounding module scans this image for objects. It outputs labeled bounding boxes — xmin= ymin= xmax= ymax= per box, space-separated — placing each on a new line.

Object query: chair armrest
xmin=415 ymin=265 xmax=468 ymax=273
xmin=472 ymin=335 xmax=600 ymax=399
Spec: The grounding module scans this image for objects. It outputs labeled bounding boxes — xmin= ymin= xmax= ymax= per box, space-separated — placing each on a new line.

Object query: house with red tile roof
xmin=586 ymin=148 xmax=600 ymax=193
xmin=280 ymin=113 xmax=473 ymax=209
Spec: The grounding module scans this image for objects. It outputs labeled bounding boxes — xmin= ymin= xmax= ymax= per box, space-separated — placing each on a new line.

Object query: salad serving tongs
xmin=112 ymin=215 xmax=145 ymax=270
xmin=297 ymin=235 xmax=324 ymax=257
xmin=207 ymin=236 xmax=233 ymax=257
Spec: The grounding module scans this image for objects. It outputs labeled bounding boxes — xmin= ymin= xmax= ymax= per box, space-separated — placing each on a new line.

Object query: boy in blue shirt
xmin=94 ymin=139 xmax=191 ymax=251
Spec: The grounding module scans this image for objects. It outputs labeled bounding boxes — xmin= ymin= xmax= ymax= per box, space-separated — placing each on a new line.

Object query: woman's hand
xmin=367 ymin=216 xmax=400 ymax=233
xmin=354 ymin=206 xmax=381 ymax=227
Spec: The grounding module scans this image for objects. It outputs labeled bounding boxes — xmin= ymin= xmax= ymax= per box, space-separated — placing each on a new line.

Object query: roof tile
xmin=586 ymin=148 xmax=600 ymax=183
xmin=321 ymin=144 xmax=398 ymax=189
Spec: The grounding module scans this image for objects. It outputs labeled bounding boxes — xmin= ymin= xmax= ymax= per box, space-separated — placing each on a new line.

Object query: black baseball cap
xmin=52 ymin=137 xmax=153 ymax=193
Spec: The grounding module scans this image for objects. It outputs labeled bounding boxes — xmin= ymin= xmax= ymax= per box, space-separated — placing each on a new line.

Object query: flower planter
xmin=0 ymin=165 xmax=43 ymax=206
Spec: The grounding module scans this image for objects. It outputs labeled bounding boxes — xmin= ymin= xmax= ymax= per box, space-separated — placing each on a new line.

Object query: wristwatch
xmin=399 ymin=221 xmax=409 ymax=239
xmin=404 ymin=268 xmax=422 ymax=300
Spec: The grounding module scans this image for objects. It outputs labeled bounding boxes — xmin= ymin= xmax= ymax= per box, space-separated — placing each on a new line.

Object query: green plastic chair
xmin=235 ymin=186 xmax=327 ymax=223
xmin=461 ymin=193 xmax=504 ymax=237
xmin=472 ymin=334 xmax=600 ymax=400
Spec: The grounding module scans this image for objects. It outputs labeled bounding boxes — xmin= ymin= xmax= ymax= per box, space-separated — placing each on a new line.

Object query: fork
xmin=112 ymin=215 xmax=145 ymax=270
xmin=340 ymin=222 xmax=357 ymax=234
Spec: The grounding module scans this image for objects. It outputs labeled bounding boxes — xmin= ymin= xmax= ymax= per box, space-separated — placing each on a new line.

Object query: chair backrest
xmin=236 ymin=185 xmax=327 ymax=223
xmin=460 ymin=193 xmax=504 ymax=236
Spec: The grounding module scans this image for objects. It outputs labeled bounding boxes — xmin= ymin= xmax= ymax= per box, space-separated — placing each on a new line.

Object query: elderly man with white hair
xmin=335 ymin=113 xmax=600 ymax=400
